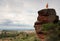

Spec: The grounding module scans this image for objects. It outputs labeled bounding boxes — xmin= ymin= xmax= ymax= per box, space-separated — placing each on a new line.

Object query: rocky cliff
xmin=34 ymin=8 xmax=59 ymax=40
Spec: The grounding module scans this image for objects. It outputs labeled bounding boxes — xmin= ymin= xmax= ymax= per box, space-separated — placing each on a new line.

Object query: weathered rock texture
xmin=34 ymin=8 xmax=59 ymax=41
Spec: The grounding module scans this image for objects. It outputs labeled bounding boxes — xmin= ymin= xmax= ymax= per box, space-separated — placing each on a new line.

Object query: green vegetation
xmin=0 ymin=30 xmax=18 ymax=38
xmin=0 ymin=30 xmax=40 ymax=41
xmin=41 ymin=21 xmax=60 ymax=41
xmin=1 ymin=21 xmax=60 ymax=41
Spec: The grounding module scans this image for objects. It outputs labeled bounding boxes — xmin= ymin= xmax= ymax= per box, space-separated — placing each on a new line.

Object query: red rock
xmin=34 ymin=8 xmax=59 ymax=41
xmin=38 ymin=9 xmax=56 ymax=16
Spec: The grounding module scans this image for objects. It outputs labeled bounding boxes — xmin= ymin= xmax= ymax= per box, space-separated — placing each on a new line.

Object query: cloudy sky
xmin=0 ymin=0 xmax=60 ymax=30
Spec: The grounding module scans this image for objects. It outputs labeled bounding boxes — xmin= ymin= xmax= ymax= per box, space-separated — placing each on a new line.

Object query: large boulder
xmin=38 ymin=9 xmax=56 ymax=16
xmin=34 ymin=8 xmax=59 ymax=40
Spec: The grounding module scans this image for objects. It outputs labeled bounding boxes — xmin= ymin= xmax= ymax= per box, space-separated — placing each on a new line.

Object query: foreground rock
xmin=34 ymin=8 xmax=59 ymax=41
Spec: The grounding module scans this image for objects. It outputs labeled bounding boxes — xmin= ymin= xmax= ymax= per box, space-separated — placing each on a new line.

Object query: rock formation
xmin=34 ymin=4 xmax=59 ymax=41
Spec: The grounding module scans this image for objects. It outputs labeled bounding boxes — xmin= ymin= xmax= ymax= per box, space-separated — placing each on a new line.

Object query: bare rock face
xmin=34 ymin=8 xmax=59 ymax=40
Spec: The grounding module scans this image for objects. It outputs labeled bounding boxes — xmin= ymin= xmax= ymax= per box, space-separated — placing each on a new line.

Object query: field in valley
xmin=0 ymin=30 xmax=40 ymax=41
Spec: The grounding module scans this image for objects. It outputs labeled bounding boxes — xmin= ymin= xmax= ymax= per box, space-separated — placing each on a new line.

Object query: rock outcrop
xmin=34 ymin=8 xmax=59 ymax=41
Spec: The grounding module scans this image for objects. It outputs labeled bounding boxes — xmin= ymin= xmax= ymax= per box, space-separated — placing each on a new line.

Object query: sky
xmin=0 ymin=0 xmax=60 ymax=30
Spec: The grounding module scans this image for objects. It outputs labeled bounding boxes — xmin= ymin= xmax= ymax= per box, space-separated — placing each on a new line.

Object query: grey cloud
xmin=0 ymin=19 xmax=32 ymax=27
xmin=0 ymin=0 xmax=23 ymax=12
xmin=7 ymin=0 xmax=23 ymax=8
xmin=0 ymin=0 xmax=7 ymax=7
xmin=0 ymin=0 xmax=23 ymax=7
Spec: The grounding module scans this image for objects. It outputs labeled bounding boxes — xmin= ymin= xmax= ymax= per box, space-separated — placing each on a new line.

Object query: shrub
xmin=41 ymin=23 xmax=60 ymax=41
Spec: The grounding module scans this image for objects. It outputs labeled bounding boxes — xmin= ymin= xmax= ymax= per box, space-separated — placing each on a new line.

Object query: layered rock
xmin=34 ymin=8 xmax=59 ymax=40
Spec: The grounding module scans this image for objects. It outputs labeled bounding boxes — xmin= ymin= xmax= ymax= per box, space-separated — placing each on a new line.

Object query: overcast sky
xmin=0 ymin=0 xmax=60 ymax=30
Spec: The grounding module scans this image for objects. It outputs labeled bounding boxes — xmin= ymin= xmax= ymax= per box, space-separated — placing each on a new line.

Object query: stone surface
xmin=34 ymin=8 xmax=59 ymax=41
